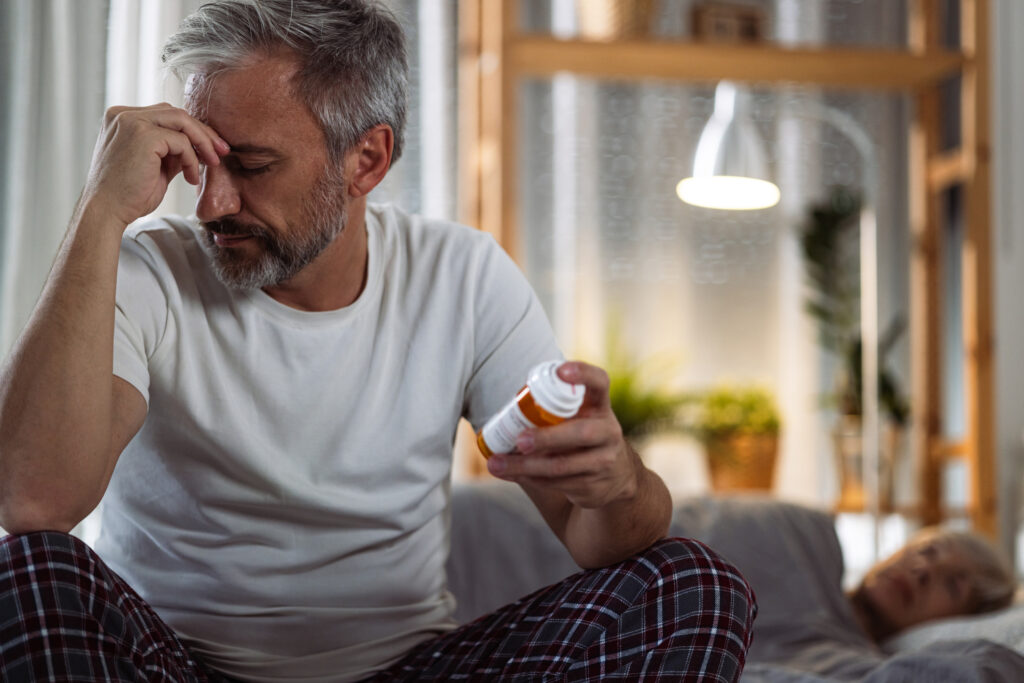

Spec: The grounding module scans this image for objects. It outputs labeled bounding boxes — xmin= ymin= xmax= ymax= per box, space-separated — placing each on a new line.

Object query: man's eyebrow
xmin=225 ymin=143 xmax=283 ymax=156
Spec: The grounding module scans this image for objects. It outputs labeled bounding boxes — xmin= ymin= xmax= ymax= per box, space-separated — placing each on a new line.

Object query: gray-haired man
xmin=0 ymin=2 xmax=755 ymax=680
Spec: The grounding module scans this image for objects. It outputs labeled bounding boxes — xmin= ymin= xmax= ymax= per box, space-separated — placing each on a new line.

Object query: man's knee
xmin=1 ymin=529 xmax=90 ymax=563
xmin=1 ymin=530 xmax=100 ymax=617
xmin=633 ymin=537 xmax=757 ymax=631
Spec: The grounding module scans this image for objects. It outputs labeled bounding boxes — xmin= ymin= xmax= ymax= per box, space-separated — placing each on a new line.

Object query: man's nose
xmin=196 ymin=163 xmax=242 ymax=222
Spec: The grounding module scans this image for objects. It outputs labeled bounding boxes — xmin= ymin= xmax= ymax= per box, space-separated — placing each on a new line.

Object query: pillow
xmin=883 ymin=602 xmax=1024 ymax=656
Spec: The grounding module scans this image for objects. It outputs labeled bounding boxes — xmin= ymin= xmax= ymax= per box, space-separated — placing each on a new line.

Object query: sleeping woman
xmin=671 ymin=497 xmax=1024 ymax=681
xmin=848 ymin=526 xmax=1017 ymax=643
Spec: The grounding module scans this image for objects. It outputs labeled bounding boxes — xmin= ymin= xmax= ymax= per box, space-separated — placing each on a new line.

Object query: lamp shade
xmin=677 ymin=81 xmax=780 ymax=210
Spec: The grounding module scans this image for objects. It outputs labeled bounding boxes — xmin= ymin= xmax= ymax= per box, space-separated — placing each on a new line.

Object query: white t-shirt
xmin=96 ymin=203 xmax=561 ymax=682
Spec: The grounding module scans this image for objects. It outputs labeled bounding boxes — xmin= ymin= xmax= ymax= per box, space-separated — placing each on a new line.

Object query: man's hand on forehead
xmin=83 ymin=102 xmax=231 ymax=229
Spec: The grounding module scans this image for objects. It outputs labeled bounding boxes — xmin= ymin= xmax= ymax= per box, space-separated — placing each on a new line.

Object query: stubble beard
xmin=200 ymin=166 xmax=349 ymax=290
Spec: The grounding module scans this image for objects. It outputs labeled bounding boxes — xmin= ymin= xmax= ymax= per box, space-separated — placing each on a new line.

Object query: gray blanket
xmin=447 ymin=481 xmax=1024 ymax=682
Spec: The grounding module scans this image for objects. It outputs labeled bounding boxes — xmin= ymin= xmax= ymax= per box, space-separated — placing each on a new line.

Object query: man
xmin=0 ymin=1 xmax=755 ymax=681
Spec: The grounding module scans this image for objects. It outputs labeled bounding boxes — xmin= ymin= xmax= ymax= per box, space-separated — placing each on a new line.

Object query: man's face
xmin=188 ymin=54 xmax=347 ymax=289
xmin=857 ymin=534 xmax=975 ymax=635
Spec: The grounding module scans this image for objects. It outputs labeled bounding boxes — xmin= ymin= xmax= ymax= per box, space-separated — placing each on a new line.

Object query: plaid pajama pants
xmin=0 ymin=531 xmax=755 ymax=682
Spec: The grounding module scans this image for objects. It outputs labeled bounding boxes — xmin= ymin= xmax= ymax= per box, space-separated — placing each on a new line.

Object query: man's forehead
xmin=184 ymin=58 xmax=324 ymax=154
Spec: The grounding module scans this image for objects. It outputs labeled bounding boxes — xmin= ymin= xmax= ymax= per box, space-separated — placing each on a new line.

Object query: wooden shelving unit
xmin=458 ymin=0 xmax=996 ymax=537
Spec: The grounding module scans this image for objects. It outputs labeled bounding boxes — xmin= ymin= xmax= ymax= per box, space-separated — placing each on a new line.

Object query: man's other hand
xmin=485 ymin=360 xmax=642 ymax=509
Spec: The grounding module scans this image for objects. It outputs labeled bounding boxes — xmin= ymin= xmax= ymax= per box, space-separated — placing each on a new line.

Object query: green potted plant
xmin=607 ymin=365 xmax=688 ymax=443
xmin=799 ymin=186 xmax=910 ymax=507
xmin=685 ymin=385 xmax=781 ymax=491
xmin=599 ymin=325 xmax=685 ymax=444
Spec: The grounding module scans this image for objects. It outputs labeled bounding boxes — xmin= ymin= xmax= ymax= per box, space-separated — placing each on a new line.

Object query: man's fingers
xmin=517 ymin=415 xmax=617 ymax=455
xmin=159 ymin=131 xmax=203 ymax=186
xmin=89 ymin=103 xmax=229 ymax=226
xmin=488 ymin=457 xmax=623 ymax=509
xmin=106 ymin=105 xmax=227 ymax=167
xmin=145 ymin=107 xmax=229 ymax=167
xmin=162 ymin=156 xmax=184 ymax=186
xmin=556 ymin=361 xmax=611 ymax=409
xmin=105 ymin=105 xmax=226 ymax=179
xmin=488 ymin=449 xmax=611 ymax=480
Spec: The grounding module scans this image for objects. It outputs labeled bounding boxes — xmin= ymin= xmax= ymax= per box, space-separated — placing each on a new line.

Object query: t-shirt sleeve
xmin=113 ymin=233 xmax=171 ymax=405
xmin=462 ymin=237 xmax=562 ymax=430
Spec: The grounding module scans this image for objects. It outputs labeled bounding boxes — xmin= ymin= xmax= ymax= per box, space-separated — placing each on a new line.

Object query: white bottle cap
xmin=526 ymin=361 xmax=584 ymax=418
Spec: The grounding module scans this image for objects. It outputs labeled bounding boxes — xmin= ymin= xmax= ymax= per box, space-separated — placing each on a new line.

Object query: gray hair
xmin=162 ymin=0 xmax=408 ymax=165
xmin=915 ymin=527 xmax=1017 ymax=615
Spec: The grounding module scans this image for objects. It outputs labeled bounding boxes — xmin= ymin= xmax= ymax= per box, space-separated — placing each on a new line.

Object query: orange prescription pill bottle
xmin=476 ymin=360 xmax=585 ymax=459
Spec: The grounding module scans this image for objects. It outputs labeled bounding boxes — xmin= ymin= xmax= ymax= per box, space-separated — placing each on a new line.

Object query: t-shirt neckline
xmin=240 ymin=209 xmax=382 ymax=327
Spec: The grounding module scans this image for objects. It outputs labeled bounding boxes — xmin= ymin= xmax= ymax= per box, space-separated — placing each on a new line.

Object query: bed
xmin=446 ymin=480 xmax=1024 ymax=682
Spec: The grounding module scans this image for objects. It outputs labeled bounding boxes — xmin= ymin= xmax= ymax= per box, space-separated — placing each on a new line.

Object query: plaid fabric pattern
xmin=0 ymin=531 xmax=221 ymax=683
xmin=367 ymin=537 xmax=756 ymax=682
xmin=1 ymin=533 xmax=755 ymax=682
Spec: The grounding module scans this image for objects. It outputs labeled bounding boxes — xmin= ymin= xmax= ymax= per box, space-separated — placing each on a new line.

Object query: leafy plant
xmin=685 ymin=385 xmax=781 ymax=445
xmin=601 ymin=319 xmax=688 ymax=440
xmin=607 ymin=366 xmax=688 ymax=440
xmin=800 ymin=186 xmax=909 ymax=426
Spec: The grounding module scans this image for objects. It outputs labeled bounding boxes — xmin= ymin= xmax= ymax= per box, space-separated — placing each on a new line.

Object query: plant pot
xmin=832 ymin=415 xmax=903 ymax=510
xmin=704 ymin=433 xmax=778 ymax=491
xmin=576 ymin=0 xmax=655 ymax=40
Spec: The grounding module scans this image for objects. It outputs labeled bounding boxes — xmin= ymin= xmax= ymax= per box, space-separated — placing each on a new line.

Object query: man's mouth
xmin=211 ymin=232 xmax=254 ymax=248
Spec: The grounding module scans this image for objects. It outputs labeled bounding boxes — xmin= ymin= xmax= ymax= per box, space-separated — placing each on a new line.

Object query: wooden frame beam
xmin=509 ymin=37 xmax=965 ymax=90
xmin=468 ymin=0 xmax=520 ymax=257
xmin=909 ymin=0 xmax=946 ymax=528
xmin=928 ymin=150 xmax=971 ymax=190
xmin=960 ymin=0 xmax=997 ymax=537
xmin=457 ymin=0 xmax=483 ymax=232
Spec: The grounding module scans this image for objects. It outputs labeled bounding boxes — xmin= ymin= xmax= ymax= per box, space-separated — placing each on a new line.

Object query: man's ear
xmin=347 ymin=124 xmax=393 ymax=198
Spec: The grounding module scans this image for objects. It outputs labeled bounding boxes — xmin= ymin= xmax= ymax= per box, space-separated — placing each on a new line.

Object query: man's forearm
xmin=0 ymin=104 xmax=227 ymax=533
xmin=523 ymin=448 xmax=673 ymax=570
xmin=562 ymin=459 xmax=673 ymax=569
xmin=0 ymin=200 xmax=126 ymax=531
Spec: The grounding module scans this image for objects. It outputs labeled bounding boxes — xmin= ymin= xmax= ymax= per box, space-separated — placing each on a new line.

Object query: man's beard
xmin=200 ymin=167 xmax=348 ymax=290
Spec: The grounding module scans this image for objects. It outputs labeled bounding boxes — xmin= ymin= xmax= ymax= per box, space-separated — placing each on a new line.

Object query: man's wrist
xmin=72 ymin=193 xmax=132 ymax=242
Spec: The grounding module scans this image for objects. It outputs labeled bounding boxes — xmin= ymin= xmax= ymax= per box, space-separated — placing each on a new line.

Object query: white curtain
xmin=0 ymin=0 xmax=108 ymax=359
xmin=0 ymin=0 xmax=202 ymax=367
xmin=106 ymin=0 xmax=203 ymax=219
xmin=0 ymin=0 xmax=201 ymax=541
xmin=992 ymin=0 xmax=1024 ymax=571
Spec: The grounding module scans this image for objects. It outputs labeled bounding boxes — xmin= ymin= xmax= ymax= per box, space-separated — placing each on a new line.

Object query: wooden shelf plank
xmin=928 ymin=149 xmax=971 ymax=190
xmin=509 ymin=36 xmax=966 ymax=90
xmin=931 ymin=439 xmax=968 ymax=459
xmin=833 ymin=502 xmax=972 ymax=518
